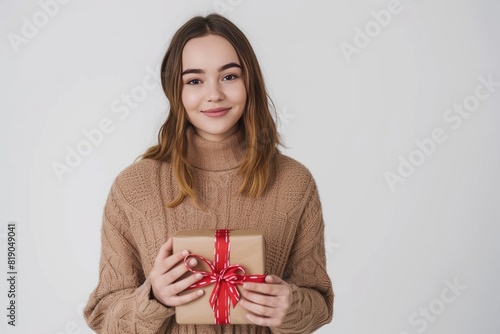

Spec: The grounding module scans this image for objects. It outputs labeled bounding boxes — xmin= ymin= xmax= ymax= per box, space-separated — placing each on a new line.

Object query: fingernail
xmin=197 ymin=289 xmax=204 ymax=296
xmin=195 ymin=273 xmax=203 ymax=280
xmin=182 ymin=250 xmax=189 ymax=256
xmin=189 ymin=258 xmax=197 ymax=266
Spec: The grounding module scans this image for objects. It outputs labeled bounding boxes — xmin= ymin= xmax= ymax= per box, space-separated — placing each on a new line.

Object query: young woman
xmin=84 ymin=13 xmax=333 ymax=333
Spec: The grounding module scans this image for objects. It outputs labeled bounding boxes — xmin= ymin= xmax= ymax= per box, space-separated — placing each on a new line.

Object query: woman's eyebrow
xmin=218 ymin=62 xmax=242 ymax=72
xmin=181 ymin=62 xmax=242 ymax=76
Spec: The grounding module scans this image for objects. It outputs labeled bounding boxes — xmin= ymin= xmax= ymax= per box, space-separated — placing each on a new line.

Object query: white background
xmin=1 ymin=0 xmax=499 ymax=333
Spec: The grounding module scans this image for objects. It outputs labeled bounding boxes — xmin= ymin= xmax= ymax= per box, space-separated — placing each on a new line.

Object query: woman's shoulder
xmin=274 ymin=151 xmax=314 ymax=180
xmin=115 ymin=158 xmax=162 ymax=184
xmin=110 ymin=158 xmax=165 ymax=207
xmin=273 ymin=151 xmax=317 ymax=195
xmin=267 ymin=151 xmax=321 ymax=215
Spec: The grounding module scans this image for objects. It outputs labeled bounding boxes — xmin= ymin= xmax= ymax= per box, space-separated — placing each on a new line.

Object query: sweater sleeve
xmin=83 ymin=180 xmax=174 ymax=333
xmin=271 ymin=177 xmax=334 ymax=333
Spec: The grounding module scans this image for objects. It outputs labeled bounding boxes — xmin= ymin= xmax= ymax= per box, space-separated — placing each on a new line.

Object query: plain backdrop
xmin=1 ymin=0 xmax=499 ymax=333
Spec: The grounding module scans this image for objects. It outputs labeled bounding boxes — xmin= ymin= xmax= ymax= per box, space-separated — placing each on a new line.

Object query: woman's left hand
xmin=239 ymin=275 xmax=292 ymax=327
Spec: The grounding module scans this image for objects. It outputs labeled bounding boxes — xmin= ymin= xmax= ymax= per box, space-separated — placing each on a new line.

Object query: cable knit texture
xmin=84 ymin=124 xmax=334 ymax=333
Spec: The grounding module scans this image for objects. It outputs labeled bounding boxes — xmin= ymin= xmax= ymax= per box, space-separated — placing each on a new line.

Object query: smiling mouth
xmin=201 ymin=107 xmax=231 ymax=117
xmin=202 ymin=107 xmax=231 ymax=113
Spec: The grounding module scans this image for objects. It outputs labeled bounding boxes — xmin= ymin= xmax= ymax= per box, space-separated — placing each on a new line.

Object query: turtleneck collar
xmin=186 ymin=124 xmax=246 ymax=171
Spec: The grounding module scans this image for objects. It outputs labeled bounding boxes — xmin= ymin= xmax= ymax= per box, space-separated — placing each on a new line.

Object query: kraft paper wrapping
xmin=172 ymin=230 xmax=265 ymax=324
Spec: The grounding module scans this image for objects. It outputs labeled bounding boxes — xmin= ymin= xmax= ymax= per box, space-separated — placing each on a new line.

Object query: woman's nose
xmin=206 ymin=81 xmax=224 ymax=102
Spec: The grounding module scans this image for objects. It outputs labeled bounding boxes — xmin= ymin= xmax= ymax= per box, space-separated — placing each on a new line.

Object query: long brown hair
xmin=137 ymin=13 xmax=284 ymax=209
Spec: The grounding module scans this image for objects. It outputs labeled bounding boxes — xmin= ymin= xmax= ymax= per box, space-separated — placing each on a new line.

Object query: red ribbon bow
xmin=184 ymin=229 xmax=266 ymax=324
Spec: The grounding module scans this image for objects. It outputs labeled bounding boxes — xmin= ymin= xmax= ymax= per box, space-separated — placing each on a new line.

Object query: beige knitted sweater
xmin=84 ymin=124 xmax=334 ymax=333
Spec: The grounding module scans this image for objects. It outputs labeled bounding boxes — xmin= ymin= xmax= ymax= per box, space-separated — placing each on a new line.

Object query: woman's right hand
xmin=149 ymin=238 xmax=205 ymax=307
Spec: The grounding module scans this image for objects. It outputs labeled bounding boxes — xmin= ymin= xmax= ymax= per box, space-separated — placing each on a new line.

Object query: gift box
xmin=172 ymin=229 xmax=266 ymax=324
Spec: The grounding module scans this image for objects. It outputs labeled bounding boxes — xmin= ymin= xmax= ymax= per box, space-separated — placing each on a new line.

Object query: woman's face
xmin=181 ymin=34 xmax=247 ymax=142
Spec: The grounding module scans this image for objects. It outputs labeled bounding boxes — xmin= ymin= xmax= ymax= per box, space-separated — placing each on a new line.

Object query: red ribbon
xmin=184 ymin=229 xmax=266 ymax=324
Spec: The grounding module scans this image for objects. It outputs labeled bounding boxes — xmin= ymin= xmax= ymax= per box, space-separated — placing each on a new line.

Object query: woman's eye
xmin=223 ymin=74 xmax=237 ymax=81
xmin=187 ymin=79 xmax=201 ymax=85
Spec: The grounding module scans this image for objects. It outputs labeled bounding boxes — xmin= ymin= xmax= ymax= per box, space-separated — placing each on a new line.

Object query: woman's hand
xmin=239 ymin=275 xmax=292 ymax=327
xmin=149 ymin=238 xmax=204 ymax=307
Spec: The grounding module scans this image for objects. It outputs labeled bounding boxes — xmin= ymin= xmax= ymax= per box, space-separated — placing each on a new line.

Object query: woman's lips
xmin=202 ymin=107 xmax=230 ymax=117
